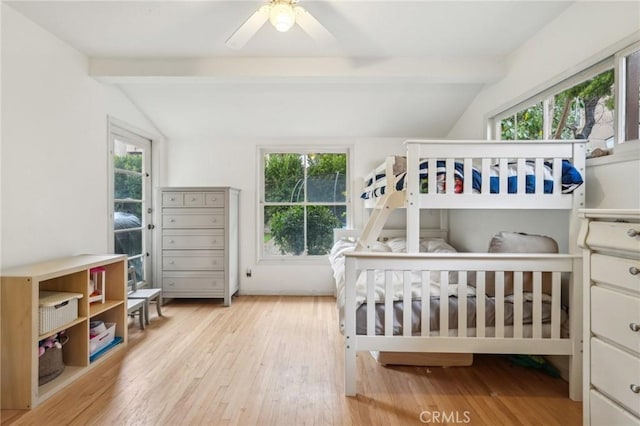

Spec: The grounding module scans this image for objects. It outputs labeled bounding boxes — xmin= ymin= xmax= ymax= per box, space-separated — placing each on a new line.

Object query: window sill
xmin=258 ymin=256 xmax=330 ymax=266
xmin=586 ymin=140 xmax=640 ymax=167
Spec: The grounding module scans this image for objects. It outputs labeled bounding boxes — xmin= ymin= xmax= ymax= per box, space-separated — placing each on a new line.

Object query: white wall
xmin=1 ymin=4 xmax=161 ymax=268
xmin=449 ymin=2 xmax=640 ymax=140
xmin=446 ymin=1 xmax=640 ymax=251
xmin=586 ymin=155 xmax=640 ymax=209
xmin=164 ymin=136 xmax=417 ymax=295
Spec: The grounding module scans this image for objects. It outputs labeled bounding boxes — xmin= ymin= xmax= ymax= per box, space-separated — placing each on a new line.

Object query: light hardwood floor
xmin=2 ymin=296 xmax=581 ymax=425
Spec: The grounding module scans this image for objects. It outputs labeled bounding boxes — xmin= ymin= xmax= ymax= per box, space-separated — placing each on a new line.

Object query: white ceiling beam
xmin=89 ymin=57 xmax=505 ymax=84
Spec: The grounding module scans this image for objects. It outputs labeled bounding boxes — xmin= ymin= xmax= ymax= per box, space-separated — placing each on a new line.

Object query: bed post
xmin=406 ymin=141 xmax=420 ymax=252
xmin=568 ymin=140 xmax=586 ymax=402
xmin=569 ymin=141 xmax=587 ymax=255
xmin=569 ymin=255 xmax=583 ymax=401
xmin=344 ymin=254 xmax=357 ymax=396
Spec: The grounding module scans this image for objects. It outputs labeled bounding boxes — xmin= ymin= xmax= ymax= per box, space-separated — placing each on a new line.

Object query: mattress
xmin=347 ymin=295 xmax=564 ymax=336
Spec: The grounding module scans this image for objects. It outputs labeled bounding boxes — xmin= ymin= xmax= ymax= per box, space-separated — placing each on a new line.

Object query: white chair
xmin=128 ymin=266 xmax=163 ymax=325
xmin=127 ymin=298 xmax=145 ymax=329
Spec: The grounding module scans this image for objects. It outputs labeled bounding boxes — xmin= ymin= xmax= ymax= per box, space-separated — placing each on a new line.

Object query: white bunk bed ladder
xmin=355 ymin=191 xmax=405 ymax=251
xmin=356 ymin=156 xmax=406 ymax=251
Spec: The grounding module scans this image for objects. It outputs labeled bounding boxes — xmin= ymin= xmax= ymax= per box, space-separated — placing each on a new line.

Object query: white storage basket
xmin=89 ymin=323 xmax=116 ymax=356
xmin=39 ymin=291 xmax=83 ymax=334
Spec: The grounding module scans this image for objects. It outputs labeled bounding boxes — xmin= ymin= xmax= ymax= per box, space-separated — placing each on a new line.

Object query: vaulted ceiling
xmin=6 ymin=1 xmax=575 ymax=139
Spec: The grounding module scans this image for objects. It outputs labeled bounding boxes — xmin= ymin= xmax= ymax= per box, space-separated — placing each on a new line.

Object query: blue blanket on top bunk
xmin=361 ymin=160 xmax=583 ymax=199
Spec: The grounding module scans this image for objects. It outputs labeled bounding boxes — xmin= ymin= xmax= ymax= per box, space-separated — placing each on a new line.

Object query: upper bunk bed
xmin=357 ymin=139 xmax=586 ymax=252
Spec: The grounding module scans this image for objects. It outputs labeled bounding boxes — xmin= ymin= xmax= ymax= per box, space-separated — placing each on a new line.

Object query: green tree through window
xmin=263 ymin=152 xmax=347 ymax=257
xmin=500 ymin=69 xmax=614 ymax=142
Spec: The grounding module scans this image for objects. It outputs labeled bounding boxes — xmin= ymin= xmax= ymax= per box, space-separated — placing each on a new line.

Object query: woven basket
xmin=38 ymin=337 xmax=67 ymax=386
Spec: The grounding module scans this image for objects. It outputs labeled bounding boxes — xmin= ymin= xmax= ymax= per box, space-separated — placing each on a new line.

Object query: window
xmin=108 ymin=122 xmax=153 ymax=285
xmin=495 ymin=68 xmax=615 ymax=151
xmin=499 ymin=102 xmax=544 ymax=140
xmin=260 ymin=149 xmax=348 ymax=259
xmin=491 ymin=39 xmax=640 ymax=158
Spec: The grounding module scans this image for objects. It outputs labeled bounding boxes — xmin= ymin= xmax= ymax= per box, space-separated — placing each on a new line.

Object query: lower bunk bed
xmin=330 ymin=231 xmax=582 ymax=401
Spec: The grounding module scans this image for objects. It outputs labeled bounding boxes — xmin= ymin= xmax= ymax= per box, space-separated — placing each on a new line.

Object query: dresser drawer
xmin=163 ymin=272 xmax=225 ymax=292
xmin=587 ymin=221 xmax=640 ymax=253
xmin=592 ymin=253 xmax=640 ymax=293
xmin=163 ymin=250 xmax=224 ymax=270
xmin=591 ymin=338 xmax=640 ymax=417
xmin=162 ymin=192 xmax=184 ymax=206
xmin=162 ymin=229 xmax=224 ymax=249
xmin=163 ymin=211 xmax=224 ymax=228
xmin=183 ymin=192 xmax=205 ymax=206
xmin=592 ymin=286 xmax=640 ymax=353
xmin=205 ymin=192 xmax=224 ymax=206
xmin=590 ymin=389 xmax=640 ymax=426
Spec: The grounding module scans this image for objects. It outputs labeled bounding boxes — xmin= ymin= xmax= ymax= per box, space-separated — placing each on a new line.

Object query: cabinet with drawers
xmin=159 ymin=187 xmax=239 ymax=306
xmin=578 ymin=209 xmax=640 ymax=424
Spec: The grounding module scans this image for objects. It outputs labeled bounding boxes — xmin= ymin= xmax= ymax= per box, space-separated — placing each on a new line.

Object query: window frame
xmin=257 ymin=145 xmax=351 ymax=263
xmin=615 ymin=40 xmax=640 ymax=145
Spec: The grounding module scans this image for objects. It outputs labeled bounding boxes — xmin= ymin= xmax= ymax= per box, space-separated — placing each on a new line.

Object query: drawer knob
xmin=630 ymin=323 xmax=640 ymax=332
xmin=630 ymin=267 xmax=640 ymax=276
xmin=169 ymin=197 xmax=175 ymax=201
xmin=170 ymin=218 xmax=175 ymax=223
xmin=631 ymin=384 xmax=640 ymax=394
xmin=628 ymin=229 xmax=639 ymax=237
xmin=169 ymin=240 xmax=174 ymax=244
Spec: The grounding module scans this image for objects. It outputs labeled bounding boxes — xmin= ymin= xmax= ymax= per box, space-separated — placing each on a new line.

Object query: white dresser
xmin=159 ymin=187 xmax=240 ymax=306
xmin=579 ymin=209 xmax=640 ymax=425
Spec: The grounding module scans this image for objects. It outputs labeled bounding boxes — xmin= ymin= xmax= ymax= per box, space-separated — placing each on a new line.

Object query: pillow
xmin=384 ymin=237 xmax=458 ymax=254
xmin=488 ymin=231 xmax=558 ymax=254
xmin=426 ymin=239 xmax=457 ymax=253
xmin=370 ymin=241 xmax=392 ymax=253
xmin=483 ymin=232 xmax=558 ymax=296
xmin=386 ymin=237 xmax=407 ymax=253
xmin=425 ymin=239 xmax=459 ymax=285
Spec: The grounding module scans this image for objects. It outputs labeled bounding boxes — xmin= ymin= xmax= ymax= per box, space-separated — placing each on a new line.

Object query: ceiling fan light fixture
xmin=269 ymin=2 xmax=296 ymax=32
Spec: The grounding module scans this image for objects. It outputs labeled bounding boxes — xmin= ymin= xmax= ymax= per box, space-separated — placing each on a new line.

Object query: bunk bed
xmin=337 ymin=139 xmax=586 ymax=401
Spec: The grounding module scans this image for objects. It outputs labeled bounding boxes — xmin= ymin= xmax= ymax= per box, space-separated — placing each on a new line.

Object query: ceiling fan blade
xmin=226 ymin=5 xmax=270 ymax=50
xmin=293 ymin=6 xmax=337 ymax=46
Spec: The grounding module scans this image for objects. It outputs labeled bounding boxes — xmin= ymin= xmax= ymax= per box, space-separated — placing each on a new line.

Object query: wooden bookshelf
xmin=1 ymin=254 xmax=128 ymax=409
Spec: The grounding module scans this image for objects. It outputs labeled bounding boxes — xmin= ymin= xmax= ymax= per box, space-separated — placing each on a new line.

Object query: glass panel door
xmin=110 ymin=125 xmax=152 ymax=287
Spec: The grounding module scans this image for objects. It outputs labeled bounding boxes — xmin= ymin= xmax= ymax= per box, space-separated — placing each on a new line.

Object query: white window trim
xmin=615 ymin=40 xmax=640 ymax=146
xmin=257 ymin=145 xmax=351 ymax=264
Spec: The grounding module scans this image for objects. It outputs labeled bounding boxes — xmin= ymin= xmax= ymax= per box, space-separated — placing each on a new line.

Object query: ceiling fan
xmin=226 ymin=0 xmax=336 ymax=49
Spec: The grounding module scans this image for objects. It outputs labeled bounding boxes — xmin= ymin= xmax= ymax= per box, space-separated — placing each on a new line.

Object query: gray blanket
xmin=353 ymin=296 xmax=554 ymax=336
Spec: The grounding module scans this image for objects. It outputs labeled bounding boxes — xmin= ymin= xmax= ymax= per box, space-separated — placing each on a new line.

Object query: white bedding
xmin=329 ymin=237 xmax=474 ymax=311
